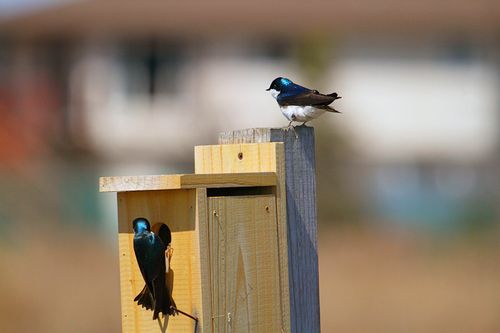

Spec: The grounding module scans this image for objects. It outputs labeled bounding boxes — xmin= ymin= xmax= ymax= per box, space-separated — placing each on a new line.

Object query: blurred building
xmin=0 ymin=0 xmax=499 ymax=230
xmin=2 ymin=3 xmax=500 ymax=332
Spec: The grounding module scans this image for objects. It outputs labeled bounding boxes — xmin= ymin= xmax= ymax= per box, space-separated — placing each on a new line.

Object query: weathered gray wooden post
xmin=220 ymin=126 xmax=320 ymax=332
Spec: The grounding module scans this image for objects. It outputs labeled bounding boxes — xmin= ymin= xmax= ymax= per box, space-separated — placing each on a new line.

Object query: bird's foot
xmin=286 ymin=124 xmax=299 ymax=139
xmin=165 ymin=245 xmax=174 ymax=261
xmin=165 ymin=246 xmax=173 ymax=273
xmin=283 ymin=120 xmax=294 ymax=131
xmin=282 ymin=121 xmax=299 ymax=138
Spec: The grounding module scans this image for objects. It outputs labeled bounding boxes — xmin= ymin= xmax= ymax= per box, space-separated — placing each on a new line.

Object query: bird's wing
xmin=278 ymin=90 xmax=338 ymax=106
xmin=149 ymin=234 xmax=176 ymax=319
xmin=150 ymin=233 xmax=167 ymax=274
xmin=133 ymin=233 xmax=165 ymax=294
xmin=133 ymin=237 xmax=152 ymax=289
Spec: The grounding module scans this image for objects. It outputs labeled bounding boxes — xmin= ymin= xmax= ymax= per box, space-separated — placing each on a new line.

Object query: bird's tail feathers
xmin=328 ymin=92 xmax=342 ymax=100
xmin=134 ymin=285 xmax=154 ymax=310
xmin=322 ymin=105 xmax=342 ymax=113
xmin=152 ymin=284 xmax=177 ymax=319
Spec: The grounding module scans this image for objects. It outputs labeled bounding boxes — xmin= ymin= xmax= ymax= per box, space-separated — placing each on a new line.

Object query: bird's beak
xmin=266 ymin=88 xmax=271 ymax=91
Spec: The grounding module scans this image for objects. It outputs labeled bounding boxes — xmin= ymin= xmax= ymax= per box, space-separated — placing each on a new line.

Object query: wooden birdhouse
xmin=99 ymin=127 xmax=320 ymax=333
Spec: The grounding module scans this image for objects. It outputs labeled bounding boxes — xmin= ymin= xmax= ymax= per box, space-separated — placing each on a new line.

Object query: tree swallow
xmin=132 ymin=217 xmax=176 ymax=319
xmin=267 ymin=77 xmax=341 ymax=126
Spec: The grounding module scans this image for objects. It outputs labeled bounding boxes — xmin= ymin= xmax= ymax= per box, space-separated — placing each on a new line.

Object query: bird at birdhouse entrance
xmin=132 ymin=218 xmax=177 ymax=319
xmin=267 ymin=77 xmax=342 ymax=128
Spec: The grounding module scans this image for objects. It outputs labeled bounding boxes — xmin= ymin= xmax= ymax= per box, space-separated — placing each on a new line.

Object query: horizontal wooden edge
xmin=217 ymin=126 xmax=313 ymax=144
xmin=99 ymin=172 xmax=277 ymax=193
xmin=218 ymin=128 xmax=272 ymax=144
xmin=194 ymin=141 xmax=280 ymax=149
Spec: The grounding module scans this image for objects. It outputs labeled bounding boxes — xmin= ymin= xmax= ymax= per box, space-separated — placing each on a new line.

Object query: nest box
xmin=99 ymin=127 xmax=320 ymax=333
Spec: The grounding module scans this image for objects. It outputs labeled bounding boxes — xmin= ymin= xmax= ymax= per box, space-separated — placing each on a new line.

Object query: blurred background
xmin=1 ymin=0 xmax=500 ymax=332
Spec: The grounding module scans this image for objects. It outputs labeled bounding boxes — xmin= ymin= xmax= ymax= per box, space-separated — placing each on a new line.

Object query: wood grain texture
xmin=100 ymin=172 xmax=277 ymax=192
xmin=197 ymin=188 xmax=212 ymax=333
xmin=194 ymin=142 xmax=291 ymax=332
xmin=219 ymin=128 xmax=272 ymax=144
xmin=208 ymin=195 xmax=282 ymax=333
xmin=194 ymin=143 xmax=279 ymax=175
xmin=219 ymin=126 xmax=320 ymax=333
xmin=117 ymin=189 xmax=203 ymax=333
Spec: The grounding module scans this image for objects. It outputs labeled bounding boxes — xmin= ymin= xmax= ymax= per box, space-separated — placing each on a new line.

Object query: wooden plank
xmin=208 ymin=195 xmax=282 ymax=333
xmin=100 ymin=172 xmax=277 ymax=193
xmin=117 ymin=189 xmax=203 ymax=333
xmin=195 ymin=142 xmax=291 ymax=332
xmin=102 ymin=174 xmax=181 ymax=193
xmin=181 ymin=173 xmax=276 ymax=189
xmin=196 ymin=188 xmax=212 ymax=333
xmin=194 ymin=144 xmax=279 ymax=175
xmin=219 ymin=127 xmax=320 ymax=333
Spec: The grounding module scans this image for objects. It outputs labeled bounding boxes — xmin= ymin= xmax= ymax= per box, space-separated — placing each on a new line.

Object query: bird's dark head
xmin=266 ymin=77 xmax=293 ymax=97
xmin=133 ymin=217 xmax=151 ymax=234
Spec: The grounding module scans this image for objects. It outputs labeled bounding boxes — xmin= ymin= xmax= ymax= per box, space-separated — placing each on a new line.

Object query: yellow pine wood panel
xmin=194 ymin=143 xmax=280 ymax=174
xmin=195 ymin=142 xmax=291 ymax=332
xmin=209 ymin=195 xmax=283 ymax=332
xmin=101 ymin=175 xmax=181 ymax=193
xmin=100 ymin=172 xmax=276 ymax=193
xmin=117 ymin=189 xmax=203 ymax=332
xmin=196 ymin=188 xmax=212 ymax=333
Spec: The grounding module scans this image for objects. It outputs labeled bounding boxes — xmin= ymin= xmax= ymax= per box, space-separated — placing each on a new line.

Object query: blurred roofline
xmin=1 ymin=0 xmax=499 ymax=40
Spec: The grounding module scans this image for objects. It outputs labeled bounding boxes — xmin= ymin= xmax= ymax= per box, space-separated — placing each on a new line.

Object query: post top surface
xmin=219 ymin=126 xmax=314 ymax=144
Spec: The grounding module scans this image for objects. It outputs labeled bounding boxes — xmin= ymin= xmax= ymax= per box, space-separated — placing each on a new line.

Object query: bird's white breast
xmin=280 ymin=105 xmax=326 ymax=122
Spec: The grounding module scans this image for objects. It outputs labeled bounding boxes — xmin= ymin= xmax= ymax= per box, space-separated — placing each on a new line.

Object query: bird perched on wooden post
xmin=267 ymin=77 xmax=341 ymax=127
xmin=132 ymin=217 xmax=176 ymax=319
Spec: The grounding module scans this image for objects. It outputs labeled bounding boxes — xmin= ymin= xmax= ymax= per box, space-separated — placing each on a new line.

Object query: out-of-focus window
xmin=121 ymin=40 xmax=185 ymax=99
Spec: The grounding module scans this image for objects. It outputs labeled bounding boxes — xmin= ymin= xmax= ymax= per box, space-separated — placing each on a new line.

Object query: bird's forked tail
xmin=134 ymin=285 xmax=154 ymax=310
xmin=328 ymin=92 xmax=342 ymax=100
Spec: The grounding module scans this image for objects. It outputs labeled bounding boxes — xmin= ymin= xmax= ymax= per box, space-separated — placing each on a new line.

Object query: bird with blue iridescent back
xmin=267 ymin=77 xmax=341 ymax=127
xmin=132 ymin=217 xmax=176 ymax=320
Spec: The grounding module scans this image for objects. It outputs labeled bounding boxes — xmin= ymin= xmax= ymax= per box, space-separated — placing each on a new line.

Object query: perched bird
xmin=132 ymin=217 xmax=176 ymax=319
xmin=267 ymin=77 xmax=341 ymax=126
